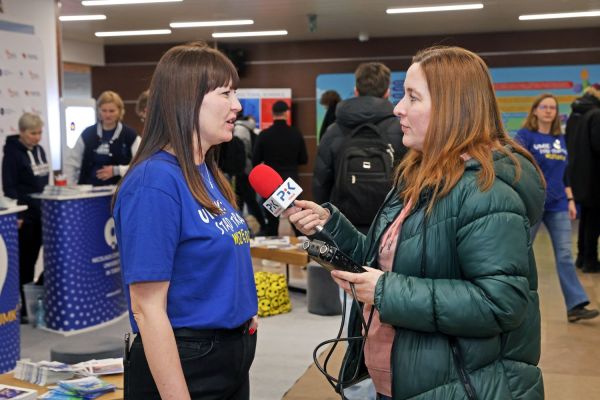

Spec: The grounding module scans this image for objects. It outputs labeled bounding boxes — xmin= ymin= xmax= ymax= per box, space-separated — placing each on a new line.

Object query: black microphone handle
xmin=313 ymin=225 xmax=337 ymax=245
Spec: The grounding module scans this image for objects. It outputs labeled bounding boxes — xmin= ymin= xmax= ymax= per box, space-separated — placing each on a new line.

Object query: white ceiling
xmin=59 ymin=0 xmax=600 ymax=45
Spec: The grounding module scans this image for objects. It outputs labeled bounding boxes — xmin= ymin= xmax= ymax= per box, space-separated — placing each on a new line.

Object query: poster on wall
xmin=0 ymin=29 xmax=49 ymax=194
xmin=316 ymin=64 xmax=600 ymax=140
xmin=237 ymin=88 xmax=291 ymax=130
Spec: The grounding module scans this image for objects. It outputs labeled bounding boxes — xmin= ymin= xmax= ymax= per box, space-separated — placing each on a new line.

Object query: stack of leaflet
xmin=0 ymin=384 xmax=38 ymax=400
xmin=38 ymin=377 xmax=116 ymax=399
xmin=72 ymin=359 xmax=123 ymax=376
xmin=13 ymin=361 xmax=75 ymax=386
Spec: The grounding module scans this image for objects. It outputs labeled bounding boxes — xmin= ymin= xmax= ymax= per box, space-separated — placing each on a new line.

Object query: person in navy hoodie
xmin=113 ymin=42 xmax=258 ymax=400
xmin=64 ymin=90 xmax=140 ymax=186
xmin=516 ymin=93 xmax=599 ymax=322
xmin=2 ymin=112 xmax=49 ymax=321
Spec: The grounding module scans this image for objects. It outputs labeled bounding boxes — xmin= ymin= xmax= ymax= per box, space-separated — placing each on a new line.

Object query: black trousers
xmin=19 ymin=220 xmax=42 ymax=316
xmin=125 ymin=326 xmax=257 ymax=400
xmin=580 ymin=206 xmax=600 ymax=264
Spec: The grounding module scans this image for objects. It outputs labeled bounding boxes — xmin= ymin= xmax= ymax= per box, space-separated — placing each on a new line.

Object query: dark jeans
xmin=580 ymin=206 xmax=600 ymax=264
xmin=19 ymin=220 xmax=42 ymax=316
xmin=125 ymin=325 xmax=257 ymax=400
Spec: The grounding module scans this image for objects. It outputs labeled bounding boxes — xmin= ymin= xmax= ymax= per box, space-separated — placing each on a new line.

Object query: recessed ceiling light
xmin=95 ymin=29 xmax=172 ymax=37
xmin=170 ymin=20 xmax=254 ymax=28
xmin=519 ymin=10 xmax=600 ymax=20
xmin=212 ymin=30 xmax=288 ymax=38
xmin=386 ymin=3 xmax=483 ymax=14
xmin=83 ymin=0 xmax=182 ymax=6
xmin=59 ymin=15 xmax=107 ymax=21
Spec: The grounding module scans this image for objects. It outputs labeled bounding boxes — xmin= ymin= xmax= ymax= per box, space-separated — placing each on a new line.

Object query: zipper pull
xmin=387 ymin=144 xmax=395 ymax=162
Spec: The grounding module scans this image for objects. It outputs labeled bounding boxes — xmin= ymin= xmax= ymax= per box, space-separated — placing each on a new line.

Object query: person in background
xmin=64 ymin=90 xmax=140 ymax=186
xmin=566 ymin=84 xmax=600 ymax=272
xmin=113 ymin=42 xmax=258 ymax=400
xmin=135 ymin=89 xmax=149 ymax=124
xmin=252 ymin=100 xmax=308 ymax=236
xmin=516 ymin=93 xmax=599 ymax=322
xmin=313 ymin=62 xmax=407 ymax=234
xmin=2 ymin=112 xmax=49 ymax=322
xmin=318 ymin=90 xmax=341 ymax=140
xmin=233 ymin=114 xmax=266 ymax=233
xmin=284 ymin=46 xmax=545 ymax=400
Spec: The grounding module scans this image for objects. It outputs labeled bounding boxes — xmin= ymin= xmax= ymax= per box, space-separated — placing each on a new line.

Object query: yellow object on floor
xmin=255 ymin=271 xmax=292 ymax=317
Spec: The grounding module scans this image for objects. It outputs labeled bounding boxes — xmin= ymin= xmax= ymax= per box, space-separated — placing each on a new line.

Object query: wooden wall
xmin=92 ymin=27 xmax=600 ymax=201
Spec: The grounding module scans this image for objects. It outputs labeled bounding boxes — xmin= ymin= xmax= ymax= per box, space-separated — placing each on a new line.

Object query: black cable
xmin=312 ymin=283 xmax=375 ymax=399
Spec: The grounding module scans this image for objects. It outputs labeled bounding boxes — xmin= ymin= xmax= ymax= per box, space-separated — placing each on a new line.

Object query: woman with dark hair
xmin=284 ymin=46 xmax=545 ymax=399
xmin=113 ymin=42 xmax=258 ymax=400
xmin=516 ymin=93 xmax=598 ymax=322
xmin=319 ymin=89 xmax=341 ymax=140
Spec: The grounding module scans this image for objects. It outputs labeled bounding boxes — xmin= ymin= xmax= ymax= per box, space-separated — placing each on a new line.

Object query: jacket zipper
xmin=449 ymin=337 xmax=478 ymax=400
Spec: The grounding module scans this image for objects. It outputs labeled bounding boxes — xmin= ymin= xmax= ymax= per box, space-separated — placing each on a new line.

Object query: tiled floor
xmin=285 ymin=224 xmax=600 ymax=399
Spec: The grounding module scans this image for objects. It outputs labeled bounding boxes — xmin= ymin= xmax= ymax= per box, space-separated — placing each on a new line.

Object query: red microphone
xmin=248 ymin=164 xmax=334 ymax=242
xmin=248 ymin=164 xmax=284 ymax=199
xmin=248 ymin=164 xmax=303 ymax=217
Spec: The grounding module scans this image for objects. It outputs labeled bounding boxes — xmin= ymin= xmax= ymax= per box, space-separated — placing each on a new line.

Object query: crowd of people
xmin=1 ymin=41 xmax=599 ymax=400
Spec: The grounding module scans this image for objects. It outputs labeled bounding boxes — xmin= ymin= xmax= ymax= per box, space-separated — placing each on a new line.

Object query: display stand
xmin=35 ymin=191 xmax=126 ymax=333
xmin=0 ymin=206 xmax=27 ymax=373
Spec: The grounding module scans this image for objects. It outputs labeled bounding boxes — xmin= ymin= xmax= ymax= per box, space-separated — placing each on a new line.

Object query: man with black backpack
xmin=566 ymin=84 xmax=600 ymax=273
xmin=313 ymin=62 xmax=407 ymax=234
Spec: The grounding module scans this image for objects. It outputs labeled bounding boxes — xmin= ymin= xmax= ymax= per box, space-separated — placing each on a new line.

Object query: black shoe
xmin=568 ymin=306 xmax=600 ymax=322
xmin=575 ymin=255 xmax=583 ymax=269
xmin=581 ymin=261 xmax=600 ymax=273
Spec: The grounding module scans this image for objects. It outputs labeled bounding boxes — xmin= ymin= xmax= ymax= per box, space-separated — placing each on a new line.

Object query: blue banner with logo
xmin=41 ymin=195 xmax=126 ymax=332
xmin=0 ymin=212 xmax=20 ymax=373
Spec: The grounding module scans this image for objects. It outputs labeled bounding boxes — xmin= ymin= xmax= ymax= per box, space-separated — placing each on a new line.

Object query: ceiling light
xmin=386 ymin=3 xmax=483 ymax=14
xmin=59 ymin=15 xmax=107 ymax=21
xmin=83 ymin=0 xmax=182 ymax=6
xmin=95 ymin=29 xmax=172 ymax=37
xmin=212 ymin=30 xmax=288 ymax=38
xmin=519 ymin=10 xmax=600 ymax=20
xmin=170 ymin=20 xmax=254 ymax=28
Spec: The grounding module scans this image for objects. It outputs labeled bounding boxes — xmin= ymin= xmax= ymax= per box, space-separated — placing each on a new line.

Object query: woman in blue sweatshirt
xmin=516 ymin=93 xmax=598 ymax=322
xmin=2 ymin=112 xmax=49 ymax=320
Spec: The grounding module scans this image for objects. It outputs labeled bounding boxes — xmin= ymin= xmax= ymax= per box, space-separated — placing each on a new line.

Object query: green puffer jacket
xmin=324 ymin=148 xmax=545 ymax=399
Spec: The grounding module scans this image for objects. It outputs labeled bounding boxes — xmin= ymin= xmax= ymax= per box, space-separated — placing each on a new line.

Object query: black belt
xmin=174 ymin=320 xmax=251 ymax=338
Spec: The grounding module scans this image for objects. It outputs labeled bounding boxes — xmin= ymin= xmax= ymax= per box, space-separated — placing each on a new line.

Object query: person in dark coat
xmin=2 ymin=112 xmax=49 ymax=320
xmin=252 ymin=101 xmax=308 ymax=235
xmin=318 ymin=90 xmax=341 ymax=141
xmin=566 ymin=84 xmax=600 ymax=272
xmin=313 ymin=62 xmax=407 ymax=234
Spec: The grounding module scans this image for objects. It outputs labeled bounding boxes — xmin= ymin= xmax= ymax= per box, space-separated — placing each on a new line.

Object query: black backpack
xmin=330 ymin=122 xmax=395 ymax=227
xmin=218 ymin=136 xmax=246 ymax=176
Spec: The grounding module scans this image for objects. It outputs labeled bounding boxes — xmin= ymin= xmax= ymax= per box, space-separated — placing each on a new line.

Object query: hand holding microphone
xmin=248 ymin=164 xmax=331 ymax=236
xmin=282 ymin=200 xmax=330 ymax=236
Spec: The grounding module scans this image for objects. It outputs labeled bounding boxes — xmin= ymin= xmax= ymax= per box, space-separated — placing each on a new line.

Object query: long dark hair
xmin=114 ymin=42 xmax=238 ymax=214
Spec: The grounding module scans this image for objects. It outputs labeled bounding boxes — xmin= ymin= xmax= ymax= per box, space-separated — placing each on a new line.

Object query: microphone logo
xmin=263 ymin=178 xmax=303 ymax=217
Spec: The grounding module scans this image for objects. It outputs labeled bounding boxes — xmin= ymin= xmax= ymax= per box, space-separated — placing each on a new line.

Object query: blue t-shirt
xmin=113 ymin=150 xmax=257 ymax=333
xmin=515 ymin=128 xmax=568 ymax=212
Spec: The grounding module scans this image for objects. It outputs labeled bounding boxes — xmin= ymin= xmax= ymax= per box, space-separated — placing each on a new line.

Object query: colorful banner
xmin=0 ymin=211 xmax=20 ymax=373
xmin=41 ymin=194 xmax=126 ymax=332
xmin=316 ymin=64 xmax=600 ymax=139
xmin=237 ymin=88 xmax=292 ymax=130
